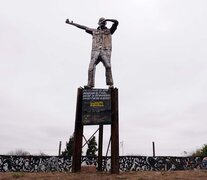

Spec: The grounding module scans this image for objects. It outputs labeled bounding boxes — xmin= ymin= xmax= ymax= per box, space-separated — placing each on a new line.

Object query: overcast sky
xmin=1 ymin=0 xmax=207 ymax=156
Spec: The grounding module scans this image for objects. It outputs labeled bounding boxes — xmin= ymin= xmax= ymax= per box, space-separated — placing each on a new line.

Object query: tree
xmin=192 ymin=144 xmax=207 ymax=156
xmin=37 ymin=151 xmax=48 ymax=156
xmin=86 ymin=136 xmax=98 ymax=157
xmin=62 ymin=134 xmax=74 ymax=156
xmin=7 ymin=149 xmax=30 ymax=156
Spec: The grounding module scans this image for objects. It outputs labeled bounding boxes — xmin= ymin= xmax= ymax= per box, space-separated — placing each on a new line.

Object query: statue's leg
xmin=101 ymin=50 xmax=113 ymax=86
xmin=87 ymin=51 xmax=99 ymax=88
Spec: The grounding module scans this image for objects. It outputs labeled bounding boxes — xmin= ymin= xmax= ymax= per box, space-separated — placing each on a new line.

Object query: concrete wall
xmin=0 ymin=155 xmax=203 ymax=172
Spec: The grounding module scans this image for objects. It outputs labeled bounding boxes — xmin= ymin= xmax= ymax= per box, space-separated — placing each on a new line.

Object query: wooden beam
xmin=111 ymin=88 xmax=119 ymax=174
xmin=72 ymin=88 xmax=83 ymax=172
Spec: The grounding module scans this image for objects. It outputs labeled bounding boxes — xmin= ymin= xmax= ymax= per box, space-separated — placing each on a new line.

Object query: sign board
xmin=82 ymin=89 xmax=111 ymax=125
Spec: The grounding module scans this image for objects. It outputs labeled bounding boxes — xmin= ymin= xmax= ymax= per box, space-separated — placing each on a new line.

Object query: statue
xmin=65 ymin=17 xmax=119 ymax=89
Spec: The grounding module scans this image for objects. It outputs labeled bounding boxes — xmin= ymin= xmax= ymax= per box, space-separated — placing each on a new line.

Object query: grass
xmin=12 ymin=172 xmax=25 ymax=178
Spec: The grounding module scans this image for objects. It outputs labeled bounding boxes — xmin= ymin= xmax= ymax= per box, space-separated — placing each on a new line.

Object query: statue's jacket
xmin=86 ymin=27 xmax=115 ymax=52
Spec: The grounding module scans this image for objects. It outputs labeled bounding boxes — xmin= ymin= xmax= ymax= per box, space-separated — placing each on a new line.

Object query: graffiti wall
xmin=118 ymin=156 xmax=202 ymax=171
xmin=0 ymin=156 xmax=72 ymax=172
xmin=0 ymin=155 xmax=203 ymax=172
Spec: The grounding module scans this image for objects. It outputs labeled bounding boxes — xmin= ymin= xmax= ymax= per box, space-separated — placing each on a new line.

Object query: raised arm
xmin=65 ymin=19 xmax=89 ymax=30
xmin=102 ymin=19 xmax=119 ymax=34
xmin=104 ymin=19 xmax=119 ymax=26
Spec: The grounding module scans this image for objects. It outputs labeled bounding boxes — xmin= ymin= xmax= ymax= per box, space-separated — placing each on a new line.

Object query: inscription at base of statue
xmin=82 ymin=89 xmax=111 ymax=125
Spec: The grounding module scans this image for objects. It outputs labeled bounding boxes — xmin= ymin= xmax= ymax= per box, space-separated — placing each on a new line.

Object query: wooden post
xmin=58 ymin=141 xmax=62 ymax=156
xmin=72 ymin=88 xmax=83 ymax=172
xmin=152 ymin=141 xmax=155 ymax=157
xmin=111 ymin=88 xmax=119 ymax=173
xmin=98 ymin=125 xmax=103 ymax=171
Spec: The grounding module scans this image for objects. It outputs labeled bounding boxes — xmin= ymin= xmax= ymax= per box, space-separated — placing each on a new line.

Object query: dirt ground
xmin=1 ymin=171 xmax=207 ymax=180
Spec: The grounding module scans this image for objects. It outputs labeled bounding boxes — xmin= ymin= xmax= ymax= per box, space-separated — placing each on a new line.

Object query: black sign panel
xmin=82 ymin=89 xmax=111 ymax=125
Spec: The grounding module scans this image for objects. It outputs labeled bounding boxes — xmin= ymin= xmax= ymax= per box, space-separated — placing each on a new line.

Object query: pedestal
xmin=72 ymin=87 xmax=119 ymax=173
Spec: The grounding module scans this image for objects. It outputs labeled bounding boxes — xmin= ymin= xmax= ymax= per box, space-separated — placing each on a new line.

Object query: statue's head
xmin=98 ymin=17 xmax=106 ymax=27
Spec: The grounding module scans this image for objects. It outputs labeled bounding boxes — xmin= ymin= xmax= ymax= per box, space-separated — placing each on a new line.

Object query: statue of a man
xmin=65 ymin=17 xmax=119 ymax=89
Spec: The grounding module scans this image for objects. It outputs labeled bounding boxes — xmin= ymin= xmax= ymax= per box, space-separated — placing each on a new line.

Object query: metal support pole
xmin=98 ymin=125 xmax=103 ymax=171
xmin=82 ymin=128 xmax=99 ymax=148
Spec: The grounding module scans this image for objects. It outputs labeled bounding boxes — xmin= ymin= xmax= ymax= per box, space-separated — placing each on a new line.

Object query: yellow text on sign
xmin=90 ymin=101 xmax=104 ymax=107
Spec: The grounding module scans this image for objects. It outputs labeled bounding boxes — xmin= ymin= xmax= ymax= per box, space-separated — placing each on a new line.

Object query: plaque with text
xmin=82 ymin=89 xmax=111 ymax=125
